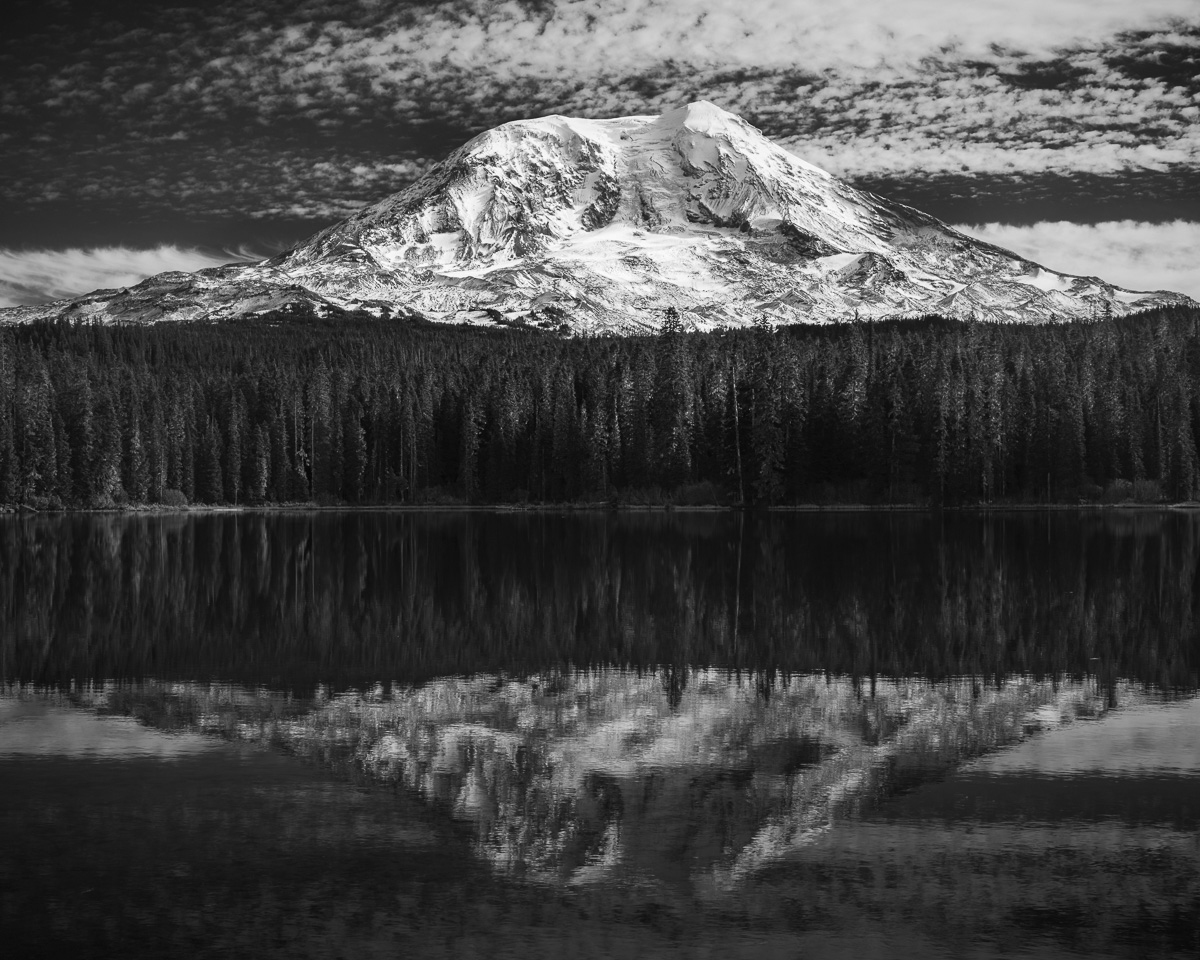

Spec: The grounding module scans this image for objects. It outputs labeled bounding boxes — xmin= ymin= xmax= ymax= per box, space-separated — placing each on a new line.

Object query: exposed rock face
xmin=3 ymin=101 xmax=1193 ymax=329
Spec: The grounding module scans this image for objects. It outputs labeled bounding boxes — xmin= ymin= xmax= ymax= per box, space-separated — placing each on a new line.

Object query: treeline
xmin=2 ymin=305 xmax=1200 ymax=507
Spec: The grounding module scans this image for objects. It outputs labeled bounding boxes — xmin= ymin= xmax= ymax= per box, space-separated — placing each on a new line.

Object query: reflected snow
xmin=6 ymin=670 xmax=1161 ymax=891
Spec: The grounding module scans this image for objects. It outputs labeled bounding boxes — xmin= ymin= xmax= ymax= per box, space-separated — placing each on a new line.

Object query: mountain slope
xmin=3 ymin=101 xmax=1192 ymax=328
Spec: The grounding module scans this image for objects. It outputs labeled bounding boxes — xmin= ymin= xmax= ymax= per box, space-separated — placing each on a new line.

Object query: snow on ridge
xmin=652 ymin=99 xmax=763 ymax=143
xmin=1016 ymin=266 xmax=1074 ymax=294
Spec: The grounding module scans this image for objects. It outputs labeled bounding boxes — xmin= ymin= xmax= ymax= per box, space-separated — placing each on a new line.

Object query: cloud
xmin=954 ymin=220 xmax=1200 ymax=297
xmin=297 ymin=0 xmax=1197 ymax=77
xmin=0 ymin=246 xmax=260 ymax=308
xmin=2 ymin=1 xmax=1199 ymax=236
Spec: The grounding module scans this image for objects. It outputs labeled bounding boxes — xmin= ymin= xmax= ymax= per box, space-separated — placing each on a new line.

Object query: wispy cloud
xmin=2 ymin=1 xmax=1198 ymax=236
xmin=274 ymin=0 xmax=1196 ymax=80
xmin=0 ymin=246 xmax=259 ymax=308
xmin=955 ymin=220 xmax=1200 ymax=298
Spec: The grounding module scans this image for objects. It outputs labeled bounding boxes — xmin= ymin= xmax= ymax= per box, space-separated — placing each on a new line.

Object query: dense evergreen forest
xmin=2 ymin=304 xmax=1200 ymax=507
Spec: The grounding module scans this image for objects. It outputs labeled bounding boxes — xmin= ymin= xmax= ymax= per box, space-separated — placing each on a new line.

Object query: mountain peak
xmin=3 ymin=104 xmax=1193 ymax=329
xmin=654 ymin=100 xmax=751 ymax=137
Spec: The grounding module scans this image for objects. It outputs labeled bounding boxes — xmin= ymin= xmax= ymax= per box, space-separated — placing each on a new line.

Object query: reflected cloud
xmin=976 ymin=696 xmax=1200 ymax=777
xmin=0 ymin=697 xmax=216 ymax=759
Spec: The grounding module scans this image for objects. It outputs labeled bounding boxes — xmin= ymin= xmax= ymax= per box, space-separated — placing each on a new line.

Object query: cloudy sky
xmin=2 ymin=0 xmax=1198 ymax=305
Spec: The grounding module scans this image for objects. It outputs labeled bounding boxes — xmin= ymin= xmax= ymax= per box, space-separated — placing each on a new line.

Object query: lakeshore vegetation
xmin=2 ymin=305 xmax=1200 ymax=508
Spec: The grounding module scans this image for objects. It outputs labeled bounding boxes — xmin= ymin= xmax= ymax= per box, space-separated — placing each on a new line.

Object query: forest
xmin=2 ymin=304 xmax=1200 ymax=508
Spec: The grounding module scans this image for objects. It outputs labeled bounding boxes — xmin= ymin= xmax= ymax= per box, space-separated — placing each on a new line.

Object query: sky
xmin=2 ymin=0 xmax=1198 ymax=306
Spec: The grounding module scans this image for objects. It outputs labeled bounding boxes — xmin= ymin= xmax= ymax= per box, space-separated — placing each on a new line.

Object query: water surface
xmin=2 ymin=511 xmax=1198 ymax=958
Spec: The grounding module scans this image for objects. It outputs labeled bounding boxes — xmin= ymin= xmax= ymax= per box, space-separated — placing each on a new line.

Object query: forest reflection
xmin=2 ymin=510 xmax=1198 ymax=688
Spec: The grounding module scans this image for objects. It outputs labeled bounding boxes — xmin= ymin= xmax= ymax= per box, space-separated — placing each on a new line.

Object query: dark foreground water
xmin=1 ymin=510 xmax=1198 ymax=959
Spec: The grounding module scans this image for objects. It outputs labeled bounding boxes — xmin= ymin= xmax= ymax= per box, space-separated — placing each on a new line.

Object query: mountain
xmin=3 ymin=101 xmax=1193 ymax=329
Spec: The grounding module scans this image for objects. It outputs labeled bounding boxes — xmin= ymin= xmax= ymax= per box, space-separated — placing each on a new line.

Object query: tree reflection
xmin=1 ymin=511 xmax=1198 ymax=689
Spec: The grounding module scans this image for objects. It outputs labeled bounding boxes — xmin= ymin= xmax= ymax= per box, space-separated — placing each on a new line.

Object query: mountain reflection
xmin=17 ymin=669 xmax=1138 ymax=890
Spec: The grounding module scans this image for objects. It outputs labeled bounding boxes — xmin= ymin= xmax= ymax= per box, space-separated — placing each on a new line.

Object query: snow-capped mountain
xmin=3 ymin=101 xmax=1193 ymax=329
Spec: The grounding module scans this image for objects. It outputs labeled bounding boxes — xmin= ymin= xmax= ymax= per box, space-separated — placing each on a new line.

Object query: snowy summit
xmin=3 ymin=101 xmax=1193 ymax=329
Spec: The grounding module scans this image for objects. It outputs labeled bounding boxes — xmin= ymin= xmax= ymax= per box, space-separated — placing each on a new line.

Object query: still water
xmin=1 ymin=511 xmax=1198 ymax=958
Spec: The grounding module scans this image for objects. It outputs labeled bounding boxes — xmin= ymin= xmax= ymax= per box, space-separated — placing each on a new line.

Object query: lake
xmin=1 ymin=510 xmax=1198 ymax=958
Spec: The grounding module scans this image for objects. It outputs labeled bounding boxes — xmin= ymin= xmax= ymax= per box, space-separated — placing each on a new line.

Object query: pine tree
xmin=342 ymin=392 xmax=367 ymax=502
xmin=726 ymin=357 xmax=746 ymax=504
xmin=0 ymin=399 xmax=15 ymax=505
xmin=1168 ymin=381 xmax=1199 ymax=500
xmin=15 ymin=360 xmax=57 ymax=501
xmin=268 ymin=403 xmax=292 ymax=501
xmin=52 ymin=409 xmax=72 ymax=503
xmin=164 ymin=384 xmax=187 ymax=495
xmin=145 ymin=384 xmax=167 ymax=503
xmin=651 ymin=314 xmax=693 ymax=486
xmin=457 ymin=394 xmax=482 ymax=501
xmin=0 ymin=335 xmax=13 ymax=504
xmin=122 ymin=380 xmax=149 ymax=503
xmin=59 ymin=376 xmax=96 ymax=504
xmin=748 ymin=318 xmax=784 ymax=502
xmin=223 ymin=389 xmax=245 ymax=505
xmin=198 ymin=417 xmax=224 ymax=503
xmin=309 ymin=360 xmax=333 ymax=499
xmin=92 ymin=380 xmax=123 ymax=505
xmin=250 ymin=423 xmax=270 ymax=502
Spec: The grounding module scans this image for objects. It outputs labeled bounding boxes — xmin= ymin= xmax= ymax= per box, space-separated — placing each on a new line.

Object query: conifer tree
xmin=59 ymin=377 xmax=96 ymax=504
xmin=15 ymin=360 xmax=57 ymax=501
xmin=268 ymin=405 xmax=292 ymax=501
xmin=250 ymin=423 xmax=270 ymax=502
xmin=651 ymin=310 xmax=694 ymax=486
xmin=747 ymin=317 xmax=786 ymax=502
xmin=309 ymin=360 xmax=333 ymax=499
xmin=122 ymin=381 xmax=149 ymax=503
xmin=0 ymin=403 xmax=15 ymax=505
xmin=1168 ymin=381 xmax=1199 ymax=500
xmin=92 ymin=381 xmax=123 ymax=504
xmin=145 ymin=384 xmax=167 ymax=503
xmin=198 ymin=418 xmax=224 ymax=503
xmin=342 ymin=392 xmax=367 ymax=503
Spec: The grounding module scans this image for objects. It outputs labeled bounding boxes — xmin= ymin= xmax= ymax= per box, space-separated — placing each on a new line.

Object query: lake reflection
xmin=2 ymin=511 xmax=1199 ymax=958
